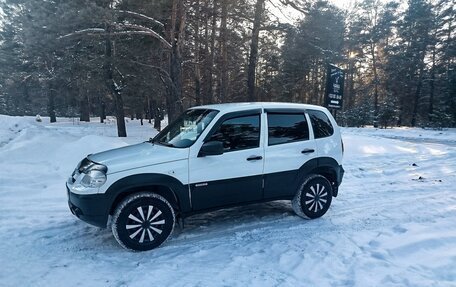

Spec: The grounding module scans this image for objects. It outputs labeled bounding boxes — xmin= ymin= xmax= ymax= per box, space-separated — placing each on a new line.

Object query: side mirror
xmin=198 ymin=141 xmax=224 ymax=157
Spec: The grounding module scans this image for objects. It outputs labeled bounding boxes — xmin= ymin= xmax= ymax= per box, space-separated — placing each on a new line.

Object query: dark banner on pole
xmin=325 ymin=64 xmax=345 ymax=110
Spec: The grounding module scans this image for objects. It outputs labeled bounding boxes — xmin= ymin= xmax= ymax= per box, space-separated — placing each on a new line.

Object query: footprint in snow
xmin=392 ymin=225 xmax=407 ymax=234
xmin=368 ymin=240 xmax=380 ymax=248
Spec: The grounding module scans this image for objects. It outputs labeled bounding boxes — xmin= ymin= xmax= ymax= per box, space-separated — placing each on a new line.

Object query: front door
xmin=189 ymin=110 xmax=264 ymax=210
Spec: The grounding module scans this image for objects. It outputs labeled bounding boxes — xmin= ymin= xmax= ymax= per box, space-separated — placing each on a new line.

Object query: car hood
xmin=88 ymin=142 xmax=189 ymax=174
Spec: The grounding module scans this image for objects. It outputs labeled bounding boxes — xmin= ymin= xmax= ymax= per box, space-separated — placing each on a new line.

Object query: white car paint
xmin=88 ymin=142 xmax=189 ymax=175
xmin=189 ymin=110 xmax=265 ymax=184
xmin=67 ymin=102 xmax=343 ymax=196
xmin=263 ymin=112 xmax=319 ymax=175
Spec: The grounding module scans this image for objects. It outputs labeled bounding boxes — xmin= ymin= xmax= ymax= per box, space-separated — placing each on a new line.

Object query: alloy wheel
xmin=126 ymin=205 xmax=166 ymax=244
xmin=304 ymin=183 xmax=329 ymax=213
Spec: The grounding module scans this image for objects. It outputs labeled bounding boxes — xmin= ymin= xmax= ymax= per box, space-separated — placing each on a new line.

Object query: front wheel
xmin=292 ymin=174 xmax=333 ymax=219
xmin=111 ymin=192 xmax=175 ymax=251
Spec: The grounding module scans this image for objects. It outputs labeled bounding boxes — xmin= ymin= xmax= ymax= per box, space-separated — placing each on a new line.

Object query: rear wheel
xmin=112 ymin=192 xmax=175 ymax=251
xmin=292 ymin=174 xmax=332 ymax=219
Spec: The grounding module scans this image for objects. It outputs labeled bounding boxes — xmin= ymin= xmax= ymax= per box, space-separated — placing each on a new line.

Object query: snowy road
xmin=0 ymin=116 xmax=455 ymax=287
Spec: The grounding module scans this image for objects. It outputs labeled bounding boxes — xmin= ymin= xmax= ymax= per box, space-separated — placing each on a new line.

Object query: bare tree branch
xmin=117 ymin=10 xmax=165 ymax=28
xmin=58 ymin=26 xmax=172 ymax=48
xmin=111 ymin=30 xmax=171 ymax=48
xmin=117 ymin=23 xmax=171 ymax=47
xmin=128 ymin=60 xmax=177 ymax=92
xmin=58 ymin=28 xmax=105 ymax=39
xmin=279 ymin=0 xmax=308 ymax=15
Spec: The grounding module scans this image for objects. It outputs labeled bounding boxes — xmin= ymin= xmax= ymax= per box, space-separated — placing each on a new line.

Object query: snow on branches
xmin=58 ymin=10 xmax=171 ymax=48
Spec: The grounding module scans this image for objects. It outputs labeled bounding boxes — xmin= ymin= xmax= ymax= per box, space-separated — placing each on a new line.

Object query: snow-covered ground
xmin=0 ymin=115 xmax=455 ymax=287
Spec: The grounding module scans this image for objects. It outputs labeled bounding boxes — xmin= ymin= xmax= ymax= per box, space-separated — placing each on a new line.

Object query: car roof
xmin=189 ymin=102 xmax=329 ymax=113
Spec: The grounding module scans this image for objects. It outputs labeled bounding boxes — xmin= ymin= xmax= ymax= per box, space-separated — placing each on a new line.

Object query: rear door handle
xmin=246 ymin=155 xmax=263 ymax=161
xmin=301 ymin=149 xmax=315 ymax=154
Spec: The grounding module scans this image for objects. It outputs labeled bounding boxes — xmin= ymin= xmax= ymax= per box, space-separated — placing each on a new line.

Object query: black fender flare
xmin=104 ymin=173 xmax=191 ymax=214
xmin=297 ymin=157 xmax=343 ymax=196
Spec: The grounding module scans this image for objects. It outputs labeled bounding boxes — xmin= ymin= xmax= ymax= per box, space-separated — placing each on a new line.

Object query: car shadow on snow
xmin=171 ymin=200 xmax=297 ymax=241
xmin=46 ymin=201 xmax=299 ymax=253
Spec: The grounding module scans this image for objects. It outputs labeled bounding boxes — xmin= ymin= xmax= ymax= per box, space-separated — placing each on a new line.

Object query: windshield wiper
xmin=147 ymin=137 xmax=174 ymax=147
xmin=157 ymin=141 xmax=174 ymax=147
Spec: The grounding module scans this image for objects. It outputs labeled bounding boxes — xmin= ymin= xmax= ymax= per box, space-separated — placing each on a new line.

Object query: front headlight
xmin=80 ymin=169 xmax=107 ymax=188
xmin=68 ymin=158 xmax=108 ymax=193
xmin=81 ymin=163 xmax=108 ymax=188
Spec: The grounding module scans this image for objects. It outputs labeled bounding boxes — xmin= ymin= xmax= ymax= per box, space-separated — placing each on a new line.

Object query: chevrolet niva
xmin=67 ymin=102 xmax=344 ymax=251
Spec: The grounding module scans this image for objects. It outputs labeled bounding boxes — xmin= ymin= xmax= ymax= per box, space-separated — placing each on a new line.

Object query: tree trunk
xmin=114 ymin=93 xmax=127 ymax=137
xmin=147 ymin=95 xmax=152 ymax=124
xmin=428 ymin=43 xmax=436 ymax=122
xmin=167 ymin=0 xmax=185 ymax=122
xmin=208 ymin=0 xmax=217 ymax=102
xmin=247 ymin=0 xmax=265 ymax=102
xmin=48 ymin=85 xmax=56 ymax=123
xmin=100 ymin=97 xmax=106 ymax=123
xmin=202 ymin=0 xmax=210 ymax=104
xmin=194 ymin=0 xmax=202 ymax=105
xmin=219 ymin=0 xmax=228 ymax=103
xmin=346 ymin=57 xmax=355 ymax=110
xmin=411 ymin=50 xmax=427 ymax=127
xmin=152 ymin=100 xmax=161 ymax=131
xmin=47 ymin=84 xmax=57 ymax=123
xmin=312 ymin=59 xmax=319 ymax=104
xmin=104 ymin=25 xmax=127 ymax=137
xmin=397 ymin=97 xmax=403 ymax=126
xmin=371 ymin=42 xmax=379 ymax=127
xmin=79 ymin=92 xmax=90 ymax=122
xmin=154 ymin=113 xmax=161 ymax=130
xmin=411 ymin=65 xmax=425 ymax=127
xmin=202 ymin=0 xmax=216 ymax=104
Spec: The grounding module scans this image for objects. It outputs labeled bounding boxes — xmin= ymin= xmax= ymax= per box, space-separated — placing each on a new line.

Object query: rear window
xmin=307 ymin=110 xmax=334 ymax=138
xmin=267 ymin=113 xmax=309 ymax=146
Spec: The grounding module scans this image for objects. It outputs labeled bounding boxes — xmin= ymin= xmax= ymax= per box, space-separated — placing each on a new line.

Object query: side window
xmin=307 ymin=110 xmax=334 ymax=139
xmin=267 ymin=113 xmax=309 ymax=146
xmin=208 ymin=114 xmax=260 ymax=152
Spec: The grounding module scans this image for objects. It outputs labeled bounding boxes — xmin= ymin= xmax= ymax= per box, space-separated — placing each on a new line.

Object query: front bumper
xmin=67 ymin=186 xmax=109 ymax=228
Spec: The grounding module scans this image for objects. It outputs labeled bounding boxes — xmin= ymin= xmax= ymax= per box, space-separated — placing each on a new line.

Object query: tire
xmin=112 ymin=192 xmax=175 ymax=251
xmin=292 ymin=174 xmax=333 ymax=219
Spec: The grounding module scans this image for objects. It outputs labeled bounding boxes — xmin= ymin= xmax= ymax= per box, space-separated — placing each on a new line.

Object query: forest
xmin=0 ymin=0 xmax=454 ymax=136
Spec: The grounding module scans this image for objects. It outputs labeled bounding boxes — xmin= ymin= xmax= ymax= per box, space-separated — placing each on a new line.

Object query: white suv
xmin=67 ymin=103 xmax=344 ymax=251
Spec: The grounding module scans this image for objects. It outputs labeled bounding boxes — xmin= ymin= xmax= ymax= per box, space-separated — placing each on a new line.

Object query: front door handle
xmin=246 ymin=155 xmax=263 ymax=161
xmin=301 ymin=149 xmax=315 ymax=154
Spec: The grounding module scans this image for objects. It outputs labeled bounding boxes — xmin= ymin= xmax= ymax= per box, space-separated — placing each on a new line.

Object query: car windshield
xmin=152 ymin=109 xmax=219 ymax=148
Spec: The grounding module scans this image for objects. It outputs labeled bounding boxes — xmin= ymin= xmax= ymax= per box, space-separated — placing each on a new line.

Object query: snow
xmin=0 ymin=116 xmax=455 ymax=286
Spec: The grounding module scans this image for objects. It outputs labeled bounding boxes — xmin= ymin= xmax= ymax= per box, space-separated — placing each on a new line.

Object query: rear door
xmin=263 ymin=109 xmax=317 ymax=198
xmin=189 ymin=109 xmax=265 ymax=210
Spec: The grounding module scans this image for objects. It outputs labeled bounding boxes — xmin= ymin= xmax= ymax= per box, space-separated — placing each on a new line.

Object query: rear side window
xmin=307 ymin=110 xmax=334 ymax=138
xmin=208 ymin=115 xmax=260 ymax=152
xmin=267 ymin=113 xmax=309 ymax=146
